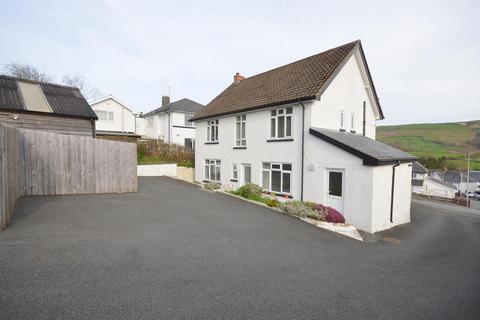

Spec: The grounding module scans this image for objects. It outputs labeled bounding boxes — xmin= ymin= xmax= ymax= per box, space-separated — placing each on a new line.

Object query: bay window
xmin=262 ymin=162 xmax=292 ymax=194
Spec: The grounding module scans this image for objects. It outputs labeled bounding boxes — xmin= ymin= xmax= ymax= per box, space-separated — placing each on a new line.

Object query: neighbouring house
xmin=412 ymin=161 xmax=428 ymax=180
xmin=412 ymin=177 xmax=457 ymax=199
xmin=90 ymin=95 xmax=145 ymax=140
xmin=432 ymin=170 xmax=480 ymax=194
xmin=0 ymin=75 xmax=97 ymax=136
xmin=143 ymin=96 xmax=205 ymax=148
xmin=191 ymin=40 xmax=417 ymax=233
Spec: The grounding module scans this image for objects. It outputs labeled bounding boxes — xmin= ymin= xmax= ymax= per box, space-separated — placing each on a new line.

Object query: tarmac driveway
xmin=1 ymin=177 xmax=479 ymax=319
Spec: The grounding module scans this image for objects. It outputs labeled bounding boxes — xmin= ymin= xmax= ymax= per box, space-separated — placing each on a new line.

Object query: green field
xmin=377 ymin=120 xmax=480 ymax=170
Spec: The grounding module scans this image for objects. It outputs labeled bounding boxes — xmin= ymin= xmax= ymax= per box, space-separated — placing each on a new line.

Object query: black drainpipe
xmin=390 ymin=161 xmax=401 ymax=223
xmin=299 ymin=100 xmax=306 ymax=201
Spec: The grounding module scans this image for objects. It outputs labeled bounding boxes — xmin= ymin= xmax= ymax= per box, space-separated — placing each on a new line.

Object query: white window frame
xmin=207 ymin=119 xmax=219 ymax=142
xmin=262 ymin=162 xmax=292 ymax=194
xmin=231 ymin=164 xmax=238 ymax=180
xmin=351 ymin=113 xmax=355 ymax=131
xmin=235 ymin=114 xmax=246 ymax=147
xmin=96 ymin=110 xmax=114 ymax=122
xmin=204 ymin=159 xmax=221 ymax=182
xmin=340 ymin=110 xmax=345 ymax=130
xmin=270 ymin=107 xmax=293 ymax=139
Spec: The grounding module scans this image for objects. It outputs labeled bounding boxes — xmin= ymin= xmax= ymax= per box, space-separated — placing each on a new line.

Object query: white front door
xmin=326 ymin=170 xmax=344 ymax=213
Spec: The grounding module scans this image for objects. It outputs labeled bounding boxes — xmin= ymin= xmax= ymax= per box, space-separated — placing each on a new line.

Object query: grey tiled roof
xmin=412 ymin=161 xmax=428 ymax=173
xmin=145 ymin=98 xmax=204 ymax=117
xmin=309 ymin=127 xmax=417 ymax=166
xmin=0 ymin=75 xmax=97 ymax=119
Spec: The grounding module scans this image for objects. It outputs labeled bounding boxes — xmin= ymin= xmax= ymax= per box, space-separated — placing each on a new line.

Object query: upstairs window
xmin=207 ymin=119 xmax=219 ymax=142
xmin=270 ymin=107 xmax=292 ymax=139
xmin=235 ymin=115 xmax=246 ymax=147
xmin=97 ymin=110 xmax=114 ymax=121
xmin=262 ymin=162 xmax=291 ymax=194
xmin=184 ymin=114 xmax=193 ymax=127
xmin=340 ymin=110 xmax=345 ymax=130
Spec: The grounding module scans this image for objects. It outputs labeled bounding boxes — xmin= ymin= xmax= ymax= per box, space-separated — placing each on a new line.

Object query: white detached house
xmin=90 ymin=95 xmax=144 ymax=138
xmin=191 ymin=40 xmax=416 ymax=233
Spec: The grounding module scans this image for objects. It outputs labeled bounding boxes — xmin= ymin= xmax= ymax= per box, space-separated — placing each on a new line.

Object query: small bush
xmin=204 ymin=182 xmax=221 ymax=190
xmin=233 ymin=183 xmax=263 ymax=198
xmin=325 ymin=208 xmax=345 ymax=223
xmin=265 ymin=198 xmax=280 ymax=207
xmin=279 ymin=201 xmax=320 ymax=219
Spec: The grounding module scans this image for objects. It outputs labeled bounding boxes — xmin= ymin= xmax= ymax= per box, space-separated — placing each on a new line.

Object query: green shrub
xmin=264 ymin=198 xmax=280 ymax=207
xmin=204 ymin=182 xmax=221 ymax=190
xmin=233 ymin=183 xmax=263 ymax=198
xmin=137 ymin=143 xmax=147 ymax=161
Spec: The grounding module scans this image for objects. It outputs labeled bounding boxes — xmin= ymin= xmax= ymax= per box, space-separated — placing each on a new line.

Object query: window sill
xmin=173 ymin=125 xmax=195 ymax=129
xmin=204 ymin=141 xmax=219 ymax=145
xmin=262 ymin=190 xmax=293 ymax=199
xmin=230 ymin=179 xmax=238 ymax=182
xmin=339 ymin=129 xmax=346 ymax=132
xmin=202 ymin=180 xmax=220 ymax=183
xmin=233 ymin=146 xmax=246 ymax=149
xmin=350 ymin=130 xmax=356 ymax=134
xmin=266 ymin=138 xmax=294 ymax=143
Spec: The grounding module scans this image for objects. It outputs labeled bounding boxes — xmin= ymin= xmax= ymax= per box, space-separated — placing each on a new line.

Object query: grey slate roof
xmin=412 ymin=161 xmax=428 ymax=174
xmin=309 ymin=127 xmax=417 ymax=166
xmin=433 ymin=170 xmax=478 ymax=184
xmin=425 ymin=177 xmax=457 ymax=190
xmin=0 ymin=75 xmax=97 ymax=119
xmin=144 ymin=98 xmax=204 ymax=117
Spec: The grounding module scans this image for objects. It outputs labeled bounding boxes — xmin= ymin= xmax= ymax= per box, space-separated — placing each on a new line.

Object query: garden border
xmin=217 ymin=190 xmax=364 ymax=242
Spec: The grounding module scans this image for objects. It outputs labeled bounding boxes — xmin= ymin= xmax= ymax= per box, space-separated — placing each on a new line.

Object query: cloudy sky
xmin=0 ymin=0 xmax=478 ymax=125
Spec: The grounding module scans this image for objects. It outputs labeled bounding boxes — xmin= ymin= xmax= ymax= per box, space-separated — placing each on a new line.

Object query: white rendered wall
xmin=137 ymin=163 xmax=177 ymax=176
xmin=144 ymin=112 xmax=195 ymax=146
xmin=135 ymin=117 xmax=145 ymax=136
xmin=303 ymin=133 xmax=375 ymax=232
xmin=413 ymin=179 xmax=456 ymax=198
xmin=370 ymin=163 xmax=412 ymax=233
xmin=92 ymin=98 xmax=136 ymax=133
xmin=310 ymin=53 xmax=378 ymax=139
xmin=194 ymin=102 xmax=304 ymax=198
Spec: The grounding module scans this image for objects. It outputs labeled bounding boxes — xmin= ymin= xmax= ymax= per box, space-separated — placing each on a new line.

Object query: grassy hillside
xmin=377 ymin=120 xmax=480 ymax=170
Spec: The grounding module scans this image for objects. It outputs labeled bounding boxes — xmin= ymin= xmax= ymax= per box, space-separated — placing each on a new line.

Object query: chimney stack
xmin=162 ymin=95 xmax=170 ymax=107
xmin=233 ymin=72 xmax=245 ymax=85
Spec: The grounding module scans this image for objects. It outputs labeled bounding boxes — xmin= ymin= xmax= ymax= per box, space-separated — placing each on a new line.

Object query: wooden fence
xmin=0 ymin=125 xmax=137 ymax=231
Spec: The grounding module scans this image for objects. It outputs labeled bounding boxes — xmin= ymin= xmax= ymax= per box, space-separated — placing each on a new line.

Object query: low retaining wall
xmin=177 ymin=167 xmax=195 ymax=183
xmin=137 ymin=163 xmax=177 ymax=177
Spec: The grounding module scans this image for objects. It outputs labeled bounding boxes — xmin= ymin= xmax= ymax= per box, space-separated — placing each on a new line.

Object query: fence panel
xmin=0 ymin=125 xmax=138 ymax=231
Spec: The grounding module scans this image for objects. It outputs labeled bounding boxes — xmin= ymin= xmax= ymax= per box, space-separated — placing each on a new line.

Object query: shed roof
xmin=191 ymin=40 xmax=383 ymax=121
xmin=0 ymin=75 xmax=97 ymax=120
xmin=309 ymin=127 xmax=417 ymax=166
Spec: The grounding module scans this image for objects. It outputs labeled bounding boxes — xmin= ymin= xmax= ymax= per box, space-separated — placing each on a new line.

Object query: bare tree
xmin=62 ymin=75 xmax=102 ymax=101
xmin=2 ymin=62 xmax=52 ymax=82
